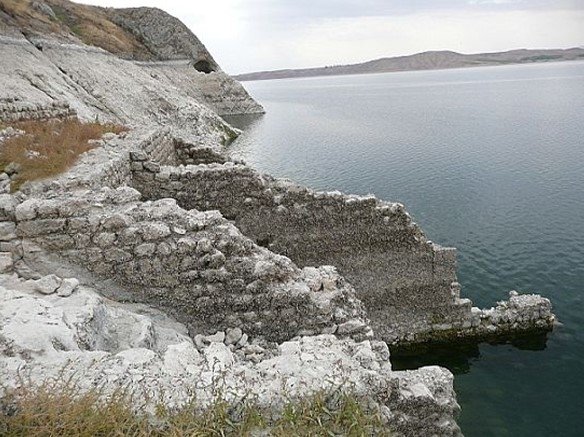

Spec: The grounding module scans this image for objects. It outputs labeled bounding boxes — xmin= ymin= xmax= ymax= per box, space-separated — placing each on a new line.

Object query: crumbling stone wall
xmin=0 ymin=99 xmax=75 ymax=122
xmin=132 ymin=160 xmax=473 ymax=344
xmin=7 ymin=186 xmax=370 ymax=343
xmin=132 ymin=155 xmax=554 ymax=346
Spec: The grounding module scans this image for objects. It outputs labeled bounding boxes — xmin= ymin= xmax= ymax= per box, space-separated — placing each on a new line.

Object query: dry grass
xmin=0 ymin=0 xmax=60 ymax=33
xmin=48 ymin=0 xmax=153 ymax=58
xmin=0 ymin=0 xmax=154 ymax=59
xmin=0 ymin=378 xmax=390 ymax=436
xmin=0 ymin=118 xmax=127 ymax=191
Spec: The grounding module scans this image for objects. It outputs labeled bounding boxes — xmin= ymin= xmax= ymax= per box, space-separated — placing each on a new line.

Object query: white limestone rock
xmin=34 ymin=274 xmax=62 ymax=295
xmin=56 ymin=277 xmax=79 ymax=297
xmin=0 ymin=273 xmax=460 ymax=435
xmin=225 ymin=327 xmax=243 ymax=345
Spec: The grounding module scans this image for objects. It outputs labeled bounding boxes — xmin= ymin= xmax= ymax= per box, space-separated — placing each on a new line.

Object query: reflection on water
xmin=228 ymin=61 xmax=584 ymax=437
xmin=391 ymin=332 xmax=550 ymax=375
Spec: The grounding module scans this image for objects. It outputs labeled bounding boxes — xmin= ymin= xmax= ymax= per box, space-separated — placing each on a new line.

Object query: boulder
xmin=34 ymin=274 xmax=62 ymax=295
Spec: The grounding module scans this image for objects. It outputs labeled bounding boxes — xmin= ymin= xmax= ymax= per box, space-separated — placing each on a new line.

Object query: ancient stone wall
xmin=5 ymin=186 xmax=370 ymax=343
xmin=131 ymin=160 xmax=466 ymax=343
xmin=132 ymin=153 xmax=554 ymax=346
xmin=0 ymin=99 xmax=76 ymax=123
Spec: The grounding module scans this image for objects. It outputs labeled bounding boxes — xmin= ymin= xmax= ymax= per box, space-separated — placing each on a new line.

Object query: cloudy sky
xmin=75 ymin=0 xmax=584 ymax=74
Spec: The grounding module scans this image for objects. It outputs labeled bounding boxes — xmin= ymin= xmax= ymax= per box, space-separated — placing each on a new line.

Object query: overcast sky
xmin=75 ymin=0 xmax=584 ymax=74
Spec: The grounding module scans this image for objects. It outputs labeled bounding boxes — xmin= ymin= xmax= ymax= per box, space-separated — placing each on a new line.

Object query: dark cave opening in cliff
xmin=194 ymin=60 xmax=215 ymax=74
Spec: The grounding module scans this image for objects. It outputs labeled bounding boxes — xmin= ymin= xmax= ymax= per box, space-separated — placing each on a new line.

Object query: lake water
xmin=227 ymin=61 xmax=584 ymax=437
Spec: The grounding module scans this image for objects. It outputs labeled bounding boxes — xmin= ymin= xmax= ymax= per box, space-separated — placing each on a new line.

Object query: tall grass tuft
xmin=0 ymin=377 xmax=390 ymax=436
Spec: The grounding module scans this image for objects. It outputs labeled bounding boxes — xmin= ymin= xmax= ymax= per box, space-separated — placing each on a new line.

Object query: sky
xmin=75 ymin=0 xmax=584 ymax=74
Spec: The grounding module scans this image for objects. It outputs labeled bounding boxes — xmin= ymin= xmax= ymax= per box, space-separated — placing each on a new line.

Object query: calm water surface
xmin=227 ymin=62 xmax=584 ymax=437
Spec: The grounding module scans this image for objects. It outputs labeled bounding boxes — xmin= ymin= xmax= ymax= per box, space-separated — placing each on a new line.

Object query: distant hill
xmin=234 ymin=48 xmax=584 ymax=81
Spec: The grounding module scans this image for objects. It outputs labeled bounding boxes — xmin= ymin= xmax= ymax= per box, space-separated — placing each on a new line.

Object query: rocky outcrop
xmin=105 ymin=7 xmax=219 ymax=65
xmin=0 ymin=1 xmax=263 ymax=119
xmin=0 ymin=272 xmax=461 ymax=435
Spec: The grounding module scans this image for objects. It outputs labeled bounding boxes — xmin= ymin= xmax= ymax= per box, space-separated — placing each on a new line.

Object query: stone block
xmin=130 ymin=162 xmax=144 ymax=171
xmin=104 ymin=248 xmax=133 ymax=263
xmin=0 ymin=194 xmax=17 ymax=221
xmin=15 ymin=199 xmax=38 ymax=221
xmin=141 ymin=223 xmax=171 ymax=240
xmin=17 ymin=219 xmax=67 ymax=236
xmin=94 ymin=232 xmax=116 ymax=248
xmin=0 ymin=222 xmax=17 ymax=241
xmin=143 ymin=161 xmax=161 ymax=173
xmin=135 ymin=243 xmax=156 ymax=257
xmin=0 ymin=252 xmax=13 ymax=273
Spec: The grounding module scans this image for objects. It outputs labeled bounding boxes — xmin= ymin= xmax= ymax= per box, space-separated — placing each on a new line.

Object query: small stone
xmin=3 ymin=162 xmax=21 ymax=176
xmin=57 ymin=278 xmax=79 ymax=297
xmin=205 ymin=331 xmax=226 ymax=343
xmin=236 ymin=333 xmax=248 ymax=348
xmin=321 ymin=324 xmax=338 ymax=335
xmin=94 ymin=232 xmax=116 ymax=248
xmin=101 ymin=132 xmax=117 ymax=141
xmin=130 ymin=162 xmax=143 ymax=171
xmin=35 ymin=274 xmax=62 ymax=295
xmin=197 ymin=238 xmax=213 ymax=253
xmin=173 ymin=226 xmax=186 ymax=235
xmin=129 ymin=150 xmax=148 ymax=161
xmin=194 ymin=334 xmax=206 ymax=350
xmin=157 ymin=242 xmax=172 ymax=256
xmin=102 ymin=214 xmax=131 ymax=231
xmin=225 ymin=327 xmax=243 ymax=345
xmin=243 ymin=344 xmax=264 ymax=355
xmin=143 ymin=161 xmax=160 ymax=172
xmin=337 ymin=319 xmax=369 ymax=336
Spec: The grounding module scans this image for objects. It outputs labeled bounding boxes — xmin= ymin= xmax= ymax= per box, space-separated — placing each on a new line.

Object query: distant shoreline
xmin=233 ymin=48 xmax=584 ymax=82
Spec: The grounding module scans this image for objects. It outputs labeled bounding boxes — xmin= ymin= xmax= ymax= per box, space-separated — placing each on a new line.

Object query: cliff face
xmin=1 ymin=0 xmax=218 ymax=63
xmin=0 ymin=0 xmax=263 ymax=118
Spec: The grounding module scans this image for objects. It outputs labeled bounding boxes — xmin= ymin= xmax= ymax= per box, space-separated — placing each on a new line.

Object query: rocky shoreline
xmin=0 ymin=1 xmax=555 ymax=435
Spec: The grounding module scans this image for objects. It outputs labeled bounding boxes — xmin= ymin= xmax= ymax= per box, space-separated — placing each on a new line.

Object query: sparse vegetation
xmin=0 ymin=378 xmax=390 ymax=436
xmin=0 ymin=0 xmax=153 ymax=59
xmin=0 ymin=118 xmax=127 ymax=191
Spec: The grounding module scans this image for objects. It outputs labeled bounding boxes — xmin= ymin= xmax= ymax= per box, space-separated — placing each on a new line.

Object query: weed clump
xmin=0 ymin=378 xmax=390 ymax=436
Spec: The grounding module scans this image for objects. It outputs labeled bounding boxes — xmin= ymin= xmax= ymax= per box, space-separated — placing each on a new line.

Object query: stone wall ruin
xmin=130 ymin=136 xmax=555 ymax=347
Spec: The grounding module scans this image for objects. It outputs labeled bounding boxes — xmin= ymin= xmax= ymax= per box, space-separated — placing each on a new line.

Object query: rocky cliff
xmin=0 ymin=1 xmax=555 ymax=435
xmin=0 ymin=0 xmax=263 ymax=118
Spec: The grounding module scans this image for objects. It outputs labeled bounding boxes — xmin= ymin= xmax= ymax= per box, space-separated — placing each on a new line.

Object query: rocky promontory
xmin=0 ymin=1 xmax=555 ymax=435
